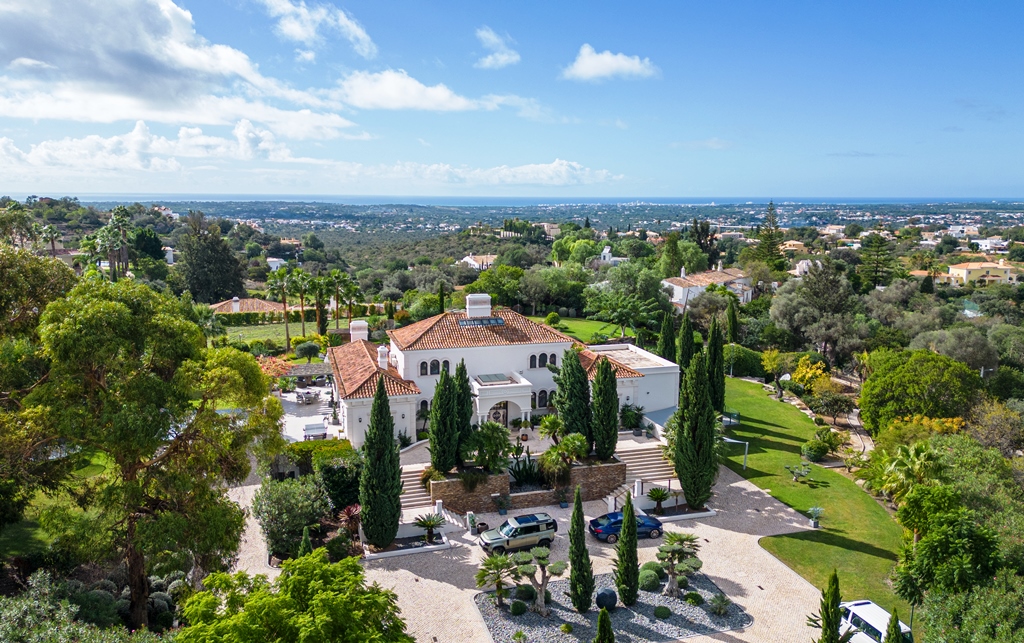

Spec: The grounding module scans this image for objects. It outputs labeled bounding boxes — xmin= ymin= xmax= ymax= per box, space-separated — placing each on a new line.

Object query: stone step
xmin=399 ymin=470 xmax=433 ymax=509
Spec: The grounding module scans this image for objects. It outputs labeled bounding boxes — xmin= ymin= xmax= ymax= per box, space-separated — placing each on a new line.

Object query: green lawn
xmin=527 ymin=316 xmax=635 ymax=342
xmin=722 ymin=378 xmax=916 ymax=631
xmin=229 ymin=318 xmax=363 ymax=347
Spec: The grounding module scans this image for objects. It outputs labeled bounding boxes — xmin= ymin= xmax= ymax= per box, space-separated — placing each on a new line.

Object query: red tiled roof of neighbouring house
xmin=662 ymin=268 xmax=747 ymax=289
xmin=327 ymin=340 xmax=420 ymax=399
xmin=210 ymin=298 xmax=286 ymax=314
xmin=578 ymin=349 xmax=643 ymax=380
xmin=387 ymin=309 xmax=578 ymax=351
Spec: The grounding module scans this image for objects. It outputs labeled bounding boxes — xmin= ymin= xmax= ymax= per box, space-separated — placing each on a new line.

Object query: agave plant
xmin=413 ymin=512 xmax=446 ymax=543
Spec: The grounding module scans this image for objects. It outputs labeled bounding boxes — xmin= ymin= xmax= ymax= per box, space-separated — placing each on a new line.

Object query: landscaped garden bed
xmin=475 ymin=572 xmax=751 ymax=643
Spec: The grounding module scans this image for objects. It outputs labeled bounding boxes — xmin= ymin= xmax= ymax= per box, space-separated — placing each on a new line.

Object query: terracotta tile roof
xmin=387 ymin=309 xmax=578 ymax=351
xmin=662 ymin=268 xmax=747 ymax=289
xmin=578 ymin=349 xmax=643 ymax=380
xmin=949 ymin=261 xmax=1007 ymax=270
xmin=326 ymin=341 xmax=420 ymax=400
xmin=210 ymin=298 xmax=286 ymax=314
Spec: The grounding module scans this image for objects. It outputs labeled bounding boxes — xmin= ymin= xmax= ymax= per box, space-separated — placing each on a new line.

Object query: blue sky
xmin=0 ymin=1 xmax=1022 ymax=198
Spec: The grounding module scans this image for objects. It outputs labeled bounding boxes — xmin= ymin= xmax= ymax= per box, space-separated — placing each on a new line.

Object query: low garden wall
xmin=429 ymin=459 xmax=627 ymax=514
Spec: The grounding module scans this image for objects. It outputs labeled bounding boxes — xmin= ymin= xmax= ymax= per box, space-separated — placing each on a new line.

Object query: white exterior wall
xmin=341 ymin=394 xmax=418 ymax=448
xmin=586 ymin=344 xmax=680 ymax=413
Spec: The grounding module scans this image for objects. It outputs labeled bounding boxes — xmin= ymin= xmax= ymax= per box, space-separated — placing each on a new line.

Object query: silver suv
xmin=478 ymin=513 xmax=558 ymax=554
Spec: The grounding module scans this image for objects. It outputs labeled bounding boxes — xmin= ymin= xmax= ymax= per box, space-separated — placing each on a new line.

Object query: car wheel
xmin=605 ymin=534 xmax=618 ymax=544
xmin=538 ymin=539 xmax=551 ymax=547
xmin=648 ymin=528 xmax=662 ymax=539
xmin=491 ymin=546 xmax=505 ymax=554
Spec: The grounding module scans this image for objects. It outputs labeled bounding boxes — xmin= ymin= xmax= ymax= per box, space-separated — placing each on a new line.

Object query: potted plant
xmin=808 ymin=506 xmax=824 ymax=529
xmin=556 ymin=487 xmax=569 ymax=509
xmin=493 ymin=493 xmax=511 ymax=515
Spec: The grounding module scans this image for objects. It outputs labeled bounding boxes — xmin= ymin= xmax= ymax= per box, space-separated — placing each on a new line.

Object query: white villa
xmin=327 ymin=293 xmax=679 ymax=448
xmin=661 ymin=265 xmax=753 ymax=312
xmin=460 ymin=254 xmax=497 ymax=270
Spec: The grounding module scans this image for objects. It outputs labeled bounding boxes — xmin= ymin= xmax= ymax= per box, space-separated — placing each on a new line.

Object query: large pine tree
xmin=453 ymin=359 xmax=475 ymax=458
xmin=555 ymin=349 xmax=592 ymax=449
xmin=706 ymin=319 xmax=725 ymax=413
xmin=614 ymin=492 xmax=640 ymax=606
xmin=860 ymin=233 xmax=894 ymax=289
xmin=656 ymin=312 xmax=676 ymax=363
xmin=360 ymin=376 xmax=403 ymax=549
xmin=674 ymin=352 xmax=717 ymax=510
xmin=754 ymin=201 xmax=786 ymax=271
xmin=592 ymin=358 xmax=619 ymax=460
xmin=568 ymin=485 xmax=595 ymax=613
xmin=677 ymin=312 xmax=696 ymax=371
xmin=429 ymin=369 xmax=459 ymax=473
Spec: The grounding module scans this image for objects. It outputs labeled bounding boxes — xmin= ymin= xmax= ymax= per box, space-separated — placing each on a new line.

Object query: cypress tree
xmin=725 ymin=298 xmax=739 ymax=344
xmin=437 ymin=281 xmax=446 ymax=312
xmin=919 ymin=274 xmax=934 ymax=294
xmin=593 ymin=607 xmax=615 ymax=643
xmin=297 ymin=525 xmax=312 ymax=557
xmin=360 ymin=376 xmax=403 ymax=549
xmin=453 ymin=359 xmax=475 ymax=458
xmin=592 ymin=358 xmax=619 ymax=460
xmin=677 ymin=312 xmax=695 ymax=371
xmin=885 ymin=609 xmax=903 ymax=643
xmin=555 ymin=349 xmax=592 ymax=450
xmin=656 ymin=312 xmax=676 ymax=363
xmin=707 ymin=319 xmax=725 ymax=413
xmin=674 ymin=352 xmax=717 ymax=510
xmin=614 ymin=492 xmax=639 ymax=606
xmin=429 ymin=369 xmax=459 ymax=473
xmin=808 ymin=570 xmax=843 ymax=643
xmin=568 ymin=485 xmax=595 ymax=613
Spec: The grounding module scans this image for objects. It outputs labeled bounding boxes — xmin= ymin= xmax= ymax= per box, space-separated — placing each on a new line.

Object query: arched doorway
xmin=484 ymin=400 xmax=525 ymax=427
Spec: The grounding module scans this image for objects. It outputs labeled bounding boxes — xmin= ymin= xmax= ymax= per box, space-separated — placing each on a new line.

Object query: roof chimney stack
xmin=231 ymin=296 xmax=240 ymax=313
xmin=350 ymin=320 xmax=369 ymax=342
xmin=465 ymin=293 xmax=492 ymax=318
xmin=377 ymin=345 xmax=389 ymax=369
xmin=680 ymin=267 xmax=686 ymax=279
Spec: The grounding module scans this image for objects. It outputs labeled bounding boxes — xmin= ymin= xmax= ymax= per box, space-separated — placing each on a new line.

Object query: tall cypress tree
xmin=656 ymin=312 xmax=676 ymax=363
xmin=674 ymin=352 xmax=717 ymax=510
xmin=594 ymin=607 xmax=615 ymax=643
xmin=555 ymin=349 xmax=592 ymax=450
xmin=614 ymin=491 xmax=639 ymax=606
xmin=677 ymin=312 xmax=696 ymax=371
xmin=360 ymin=376 xmax=403 ymax=549
xmin=884 ymin=609 xmax=903 ymax=643
xmin=429 ymin=370 xmax=459 ymax=473
xmin=725 ymin=298 xmax=739 ymax=344
xmin=707 ymin=319 xmax=725 ymax=413
xmin=437 ymin=281 xmax=446 ymax=312
xmin=592 ymin=358 xmax=619 ymax=460
xmin=808 ymin=569 xmax=843 ymax=643
xmin=568 ymin=485 xmax=595 ymax=613
xmin=453 ymin=359 xmax=474 ymax=458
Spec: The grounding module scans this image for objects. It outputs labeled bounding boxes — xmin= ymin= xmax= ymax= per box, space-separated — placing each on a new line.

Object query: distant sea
xmin=67 ymin=194 xmax=1023 ymax=206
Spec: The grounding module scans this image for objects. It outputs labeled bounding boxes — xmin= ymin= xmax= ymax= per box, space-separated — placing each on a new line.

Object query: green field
xmin=722 ymin=378 xmax=916 ymax=632
xmin=527 ymin=316 xmax=636 ymax=342
xmin=230 ymin=318 xmax=361 ymax=348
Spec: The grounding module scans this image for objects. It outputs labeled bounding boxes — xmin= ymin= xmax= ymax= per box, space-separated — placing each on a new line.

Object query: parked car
xmin=478 ymin=513 xmax=558 ymax=554
xmin=588 ymin=512 xmax=663 ymax=543
xmin=840 ymin=600 xmax=913 ymax=643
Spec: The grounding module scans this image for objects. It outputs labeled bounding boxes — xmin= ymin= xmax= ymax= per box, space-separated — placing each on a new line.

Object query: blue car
xmin=588 ymin=512 xmax=663 ymax=544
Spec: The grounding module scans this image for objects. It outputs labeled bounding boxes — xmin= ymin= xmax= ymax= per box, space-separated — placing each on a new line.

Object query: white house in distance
xmin=460 ymin=254 xmax=497 ymax=270
xmin=661 ymin=265 xmax=753 ymax=312
xmin=598 ymin=246 xmax=628 ymax=266
xmin=327 ymin=294 xmax=679 ymax=448
xmin=266 ymin=257 xmax=287 ymax=271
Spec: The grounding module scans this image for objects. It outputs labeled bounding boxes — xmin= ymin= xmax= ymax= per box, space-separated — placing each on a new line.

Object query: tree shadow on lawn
xmin=764 ymin=529 xmax=898 ymax=563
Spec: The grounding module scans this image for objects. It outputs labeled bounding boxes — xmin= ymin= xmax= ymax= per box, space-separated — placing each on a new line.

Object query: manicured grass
xmin=229 ymin=318 xmax=364 ymax=348
xmin=722 ymin=378 xmax=915 ymax=631
xmin=527 ymin=316 xmax=635 ymax=342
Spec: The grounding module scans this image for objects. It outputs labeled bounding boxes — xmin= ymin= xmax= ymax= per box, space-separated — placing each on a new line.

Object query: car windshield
xmin=594 ymin=516 xmax=613 ymax=527
xmin=498 ymin=521 xmax=516 ymax=537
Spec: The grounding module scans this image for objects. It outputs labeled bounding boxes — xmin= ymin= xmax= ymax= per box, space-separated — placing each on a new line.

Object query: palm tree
xmin=416 ymin=406 xmax=431 ymax=433
xmin=413 ymin=513 xmax=446 ymax=543
xmin=475 ymin=554 xmax=518 ymax=607
xmin=41 ymin=224 xmax=60 ymax=258
xmin=192 ymin=303 xmax=225 ymax=346
xmin=342 ymin=274 xmax=362 ymax=326
xmin=310 ymin=275 xmax=330 ymax=335
xmin=647 ymin=487 xmax=671 ymax=515
xmin=881 ymin=443 xmax=944 ymax=506
xmin=538 ymin=414 xmax=566 ymax=445
xmin=266 ymin=269 xmax=291 ymax=351
xmin=290 ymin=269 xmax=311 ymax=337
xmin=328 ymin=269 xmax=349 ymax=329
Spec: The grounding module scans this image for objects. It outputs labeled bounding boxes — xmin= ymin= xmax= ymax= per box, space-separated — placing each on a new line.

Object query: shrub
xmin=654 ymin=605 xmax=671 ymax=619
xmin=420 ymin=466 xmax=445 ymax=489
xmin=416 ymin=430 xmax=428 ymax=442
xmin=285 ymin=439 xmax=354 ymax=476
xmin=723 ymin=344 xmax=765 ymax=378
xmin=69 ymin=589 xmax=119 ymax=628
xmin=641 ymin=561 xmax=667 ymax=580
xmin=393 ymin=309 xmax=411 ymax=325
xmin=709 ymin=593 xmax=732 ymax=616
xmin=325 ymin=532 xmax=353 ymax=562
xmin=252 ymin=477 xmax=332 ymax=557
xmin=316 ymin=450 xmax=363 ymax=510
xmin=510 ymin=600 xmax=528 ymax=616
xmin=801 ymin=439 xmax=829 ymax=462
xmin=167 ymin=579 xmax=189 ymax=603
xmin=684 ymin=591 xmax=704 ymax=606
xmin=150 ymin=591 xmax=173 ymax=609
xmin=814 ymin=416 xmax=826 ymax=426
xmin=92 ymin=579 xmax=118 ymax=594
xmin=544 ymin=312 xmax=561 ymax=326
xmin=639 ymin=569 xmax=662 ymax=591
xmin=397 ymin=431 xmax=413 ymax=448
xmin=678 ymin=575 xmax=689 ymax=590
xmin=515 ymin=584 xmax=535 ymax=600
xmin=459 ymin=469 xmax=489 ymax=492
xmin=560 ymin=623 xmax=573 ymax=633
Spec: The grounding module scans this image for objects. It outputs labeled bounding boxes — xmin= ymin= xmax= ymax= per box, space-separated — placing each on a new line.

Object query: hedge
xmin=284 ymin=439 xmax=354 ymax=476
xmin=723 ymin=344 xmax=765 ymax=378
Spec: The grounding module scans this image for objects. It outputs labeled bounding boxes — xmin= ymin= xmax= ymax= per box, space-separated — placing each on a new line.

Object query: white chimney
xmin=999 ymin=258 xmax=1005 ymax=266
xmin=680 ymin=267 xmax=686 ymax=278
xmin=377 ymin=345 xmax=389 ymax=369
xmin=350 ymin=320 xmax=369 ymax=342
xmin=465 ymin=293 xmax=492 ymax=318
xmin=231 ymin=296 xmax=240 ymax=313
xmin=717 ymin=260 xmax=723 ymax=271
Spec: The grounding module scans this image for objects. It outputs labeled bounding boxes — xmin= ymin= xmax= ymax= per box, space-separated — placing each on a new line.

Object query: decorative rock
xmin=596 ymin=587 xmax=617 ymax=610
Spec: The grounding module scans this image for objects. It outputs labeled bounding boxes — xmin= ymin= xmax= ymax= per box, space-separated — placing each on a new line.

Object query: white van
xmin=839 ymin=601 xmax=913 ymax=643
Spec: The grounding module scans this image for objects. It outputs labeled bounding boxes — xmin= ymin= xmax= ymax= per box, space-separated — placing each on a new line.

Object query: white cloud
xmin=474 ymin=26 xmax=520 ymax=69
xmin=256 ymin=0 xmax=376 ymax=59
xmin=334 ymin=69 xmax=482 ymax=111
xmin=561 ymin=44 xmax=657 ymax=81
xmin=0 ymin=0 xmax=356 ymax=138
xmin=295 ymin=49 xmax=316 ymax=63
xmin=340 ymin=158 xmax=616 ymax=186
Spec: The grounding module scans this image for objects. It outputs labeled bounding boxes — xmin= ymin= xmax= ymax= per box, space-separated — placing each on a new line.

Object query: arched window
xmin=538 ymin=390 xmax=548 ymax=408
xmin=549 ymin=354 xmax=557 ymax=366
xmin=442 ymin=360 xmax=450 ymax=373
xmin=419 ymin=362 xmax=428 ymax=376
xmin=430 ymin=360 xmax=440 ymax=375
xmin=530 ymin=355 xmax=537 ymax=369
xmin=531 ymin=392 xmax=537 ymax=408
xmin=538 ymin=353 xmax=548 ymax=368
xmin=420 ymin=400 xmax=429 ymax=412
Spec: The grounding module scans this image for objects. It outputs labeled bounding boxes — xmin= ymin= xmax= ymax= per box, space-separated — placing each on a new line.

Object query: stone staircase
xmin=400 ymin=467 xmax=433 ymax=510
xmin=604 ymin=445 xmax=680 ymax=511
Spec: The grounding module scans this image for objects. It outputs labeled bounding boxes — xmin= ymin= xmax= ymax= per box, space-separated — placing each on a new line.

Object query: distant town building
xmin=911 ymin=259 xmax=1016 ymax=286
xmin=661 ymin=264 xmax=752 ymax=311
xmin=163 ymin=246 xmax=175 ymax=265
xmin=780 ymin=240 xmax=807 ymax=253
xmin=460 ymin=254 xmax=497 ymax=270
xmin=266 ymin=257 xmax=287 ymax=271
xmin=598 ymin=246 xmax=628 ymax=266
